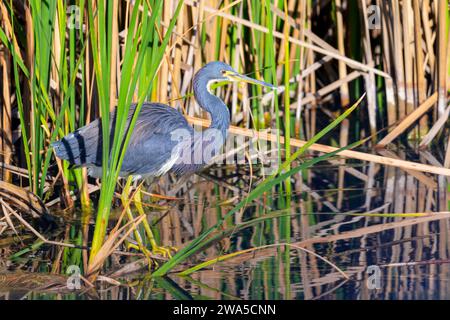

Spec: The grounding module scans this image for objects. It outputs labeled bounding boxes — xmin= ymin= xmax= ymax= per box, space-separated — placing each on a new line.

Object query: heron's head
xmin=197 ymin=61 xmax=276 ymax=91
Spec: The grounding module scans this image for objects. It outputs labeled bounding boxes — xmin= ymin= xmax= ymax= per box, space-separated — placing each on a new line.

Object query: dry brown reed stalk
xmin=87 ymin=214 xmax=146 ymax=277
xmin=0 ymin=198 xmax=78 ymax=249
xmin=0 ymin=49 xmax=12 ymax=183
xmin=376 ymin=92 xmax=439 ymax=147
xmin=187 ymin=115 xmax=450 ymax=176
xmin=184 ymin=0 xmax=390 ymax=77
xmin=0 ymin=180 xmax=47 ymax=218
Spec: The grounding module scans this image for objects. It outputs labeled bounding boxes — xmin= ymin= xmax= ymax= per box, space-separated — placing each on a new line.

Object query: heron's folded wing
xmin=120 ymin=104 xmax=193 ymax=176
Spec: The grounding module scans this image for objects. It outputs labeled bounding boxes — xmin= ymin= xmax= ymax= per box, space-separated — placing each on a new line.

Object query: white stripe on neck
xmin=206 ymin=79 xmax=221 ymax=94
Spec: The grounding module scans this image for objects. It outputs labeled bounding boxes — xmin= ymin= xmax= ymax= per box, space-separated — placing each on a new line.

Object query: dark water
xmin=1 ymin=149 xmax=450 ymax=300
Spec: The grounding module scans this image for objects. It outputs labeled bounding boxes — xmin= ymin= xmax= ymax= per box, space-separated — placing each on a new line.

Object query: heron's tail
xmin=51 ymin=140 xmax=68 ymax=159
xmin=51 ymin=133 xmax=89 ymax=166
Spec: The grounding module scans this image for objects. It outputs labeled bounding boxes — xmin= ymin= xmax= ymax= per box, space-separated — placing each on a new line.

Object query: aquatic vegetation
xmin=0 ymin=0 xmax=449 ymax=300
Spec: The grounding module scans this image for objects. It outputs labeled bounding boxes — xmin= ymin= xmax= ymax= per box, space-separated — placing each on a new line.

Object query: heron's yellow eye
xmin=221 ymin=70 xmax=226 ymax=75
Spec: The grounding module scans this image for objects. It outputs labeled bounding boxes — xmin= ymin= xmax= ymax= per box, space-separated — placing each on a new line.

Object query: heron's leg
xmin=121 ymin=176 xmax=154 ymax=264
xmin=133 ymin=184 xmax=176 ymax=258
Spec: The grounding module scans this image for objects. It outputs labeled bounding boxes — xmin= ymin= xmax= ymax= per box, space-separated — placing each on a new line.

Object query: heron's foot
xmin=126 ymin=242 xmax=157 ymax=267
xmin=126 ymin=242 xmax=164 ymax=268
xmin=127 ymin=241 xmax=175 ymax=261
xmin=150 ymin=244 xmax=177 ymax=259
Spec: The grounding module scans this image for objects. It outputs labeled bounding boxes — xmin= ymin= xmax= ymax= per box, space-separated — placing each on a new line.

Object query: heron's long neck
xmin=193 ymin=78 xmax=230 ymax=139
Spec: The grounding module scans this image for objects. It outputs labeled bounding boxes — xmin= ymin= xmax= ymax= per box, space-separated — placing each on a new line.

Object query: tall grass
xmin=86 ymin=0 xmax=184 ymax=265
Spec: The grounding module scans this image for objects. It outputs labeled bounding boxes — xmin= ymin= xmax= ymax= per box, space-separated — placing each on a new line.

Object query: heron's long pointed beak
xmin=226 ymin=71 xmax=276 ymax=90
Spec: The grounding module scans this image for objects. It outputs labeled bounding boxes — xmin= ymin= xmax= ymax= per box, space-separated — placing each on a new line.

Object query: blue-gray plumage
xmin=52 ymin=61 xmax=274 ymax=179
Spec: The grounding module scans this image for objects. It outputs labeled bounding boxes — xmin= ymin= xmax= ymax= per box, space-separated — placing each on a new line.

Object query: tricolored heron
xmin=52 ymin=61 xmax=275 ymax=259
